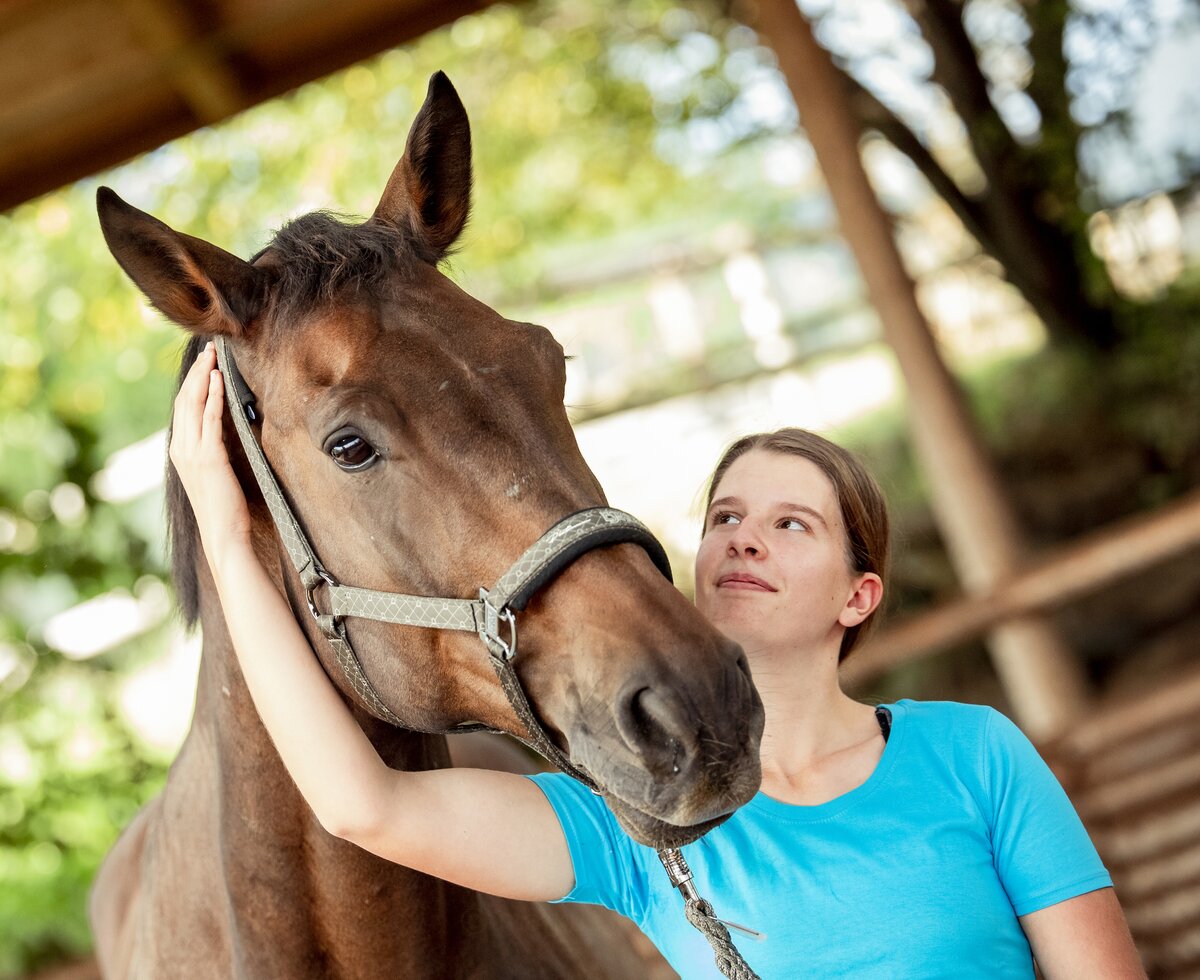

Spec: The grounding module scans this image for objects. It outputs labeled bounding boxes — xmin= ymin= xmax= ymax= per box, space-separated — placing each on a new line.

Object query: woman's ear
xmin=838 ymin=572 xmax=883 ymax=629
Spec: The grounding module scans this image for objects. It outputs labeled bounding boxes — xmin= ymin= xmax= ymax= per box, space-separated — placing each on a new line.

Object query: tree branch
xmin=847 ymin=75 xmax=999 ymax=258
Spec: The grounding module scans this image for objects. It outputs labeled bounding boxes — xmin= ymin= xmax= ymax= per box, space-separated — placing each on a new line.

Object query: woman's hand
xmin=168 ymin=341 xmax=252 ymax=575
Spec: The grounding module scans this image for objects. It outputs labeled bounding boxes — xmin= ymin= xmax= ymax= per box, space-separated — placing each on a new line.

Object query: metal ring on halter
xmin=477 ymin=588 xmax=518 ymax=662
xmin=306 ymin=566 xmax=340 ymax=624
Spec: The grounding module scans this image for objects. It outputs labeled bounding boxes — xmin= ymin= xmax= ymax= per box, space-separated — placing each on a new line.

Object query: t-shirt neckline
xmin=745 ymin=700 xmax=908 ymax=824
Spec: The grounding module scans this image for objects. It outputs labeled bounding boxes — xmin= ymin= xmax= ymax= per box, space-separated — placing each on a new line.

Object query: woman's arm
xmin=173 ymin=343 xmax=574 ymax=902
xmin=1020 ymin=888 xmax=1145 ymax=979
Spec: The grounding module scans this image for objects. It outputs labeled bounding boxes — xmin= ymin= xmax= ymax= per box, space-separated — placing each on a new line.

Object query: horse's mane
xmin=165 ymin=211 xmax=424 ymax=625
xmin=166 ymin=333 xmax=207 ymax=626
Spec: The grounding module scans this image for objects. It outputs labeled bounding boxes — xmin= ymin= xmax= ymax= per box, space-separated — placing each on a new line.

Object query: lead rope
xmin=658 ymin=848 xmax=763 ymax=980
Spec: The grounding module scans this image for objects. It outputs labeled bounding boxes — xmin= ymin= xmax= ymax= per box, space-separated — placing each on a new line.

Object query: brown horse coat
xmin=89 ymin=73 xmax=762 ymax=979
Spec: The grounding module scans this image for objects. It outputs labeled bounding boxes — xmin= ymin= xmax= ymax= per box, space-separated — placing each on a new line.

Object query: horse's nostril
xmin=630 ymin=687 xmax=670 ymax=737
xmin=616 ymin=685 xmax=693 ymax=776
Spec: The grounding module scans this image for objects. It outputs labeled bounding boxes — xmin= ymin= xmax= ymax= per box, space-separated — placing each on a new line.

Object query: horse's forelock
xmin=260 ymin=211 xmax=428 ymax=322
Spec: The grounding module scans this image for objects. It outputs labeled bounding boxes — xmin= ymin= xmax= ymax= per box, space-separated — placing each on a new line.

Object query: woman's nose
xmin=727 ymin=523 xmax=765 ymax=558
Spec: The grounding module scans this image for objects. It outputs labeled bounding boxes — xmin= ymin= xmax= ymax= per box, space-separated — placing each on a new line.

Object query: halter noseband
xmin=214 ymin=337 xmax=671 ymax=786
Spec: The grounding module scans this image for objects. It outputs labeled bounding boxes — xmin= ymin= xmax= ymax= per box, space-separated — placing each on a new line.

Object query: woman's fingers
xmin=164 ymin=340 xmax=253 ymax=561
xmin=202 ymin=367 xmax=226 ymax=452
xmin=171 ymin=341 xmax=217 ymax=461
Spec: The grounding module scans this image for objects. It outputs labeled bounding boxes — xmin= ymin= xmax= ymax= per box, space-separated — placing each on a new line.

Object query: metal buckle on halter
xmin=477 ymin=588 xmax=518 ymax=662
xmin=305 ymin=565 xmax=340 ymax=625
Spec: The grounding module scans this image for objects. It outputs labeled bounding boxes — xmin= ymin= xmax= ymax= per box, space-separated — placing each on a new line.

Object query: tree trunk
xmin=903 ymin=0 xmax=1117 ymax=347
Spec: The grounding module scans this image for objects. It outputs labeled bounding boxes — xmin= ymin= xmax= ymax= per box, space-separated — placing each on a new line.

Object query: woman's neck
xmin=746 ymin=642 xmax=883 ymax=800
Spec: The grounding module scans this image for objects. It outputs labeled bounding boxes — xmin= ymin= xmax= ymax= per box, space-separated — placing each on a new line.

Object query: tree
xmin=733 ymin=0 xmax=1200 ymax=351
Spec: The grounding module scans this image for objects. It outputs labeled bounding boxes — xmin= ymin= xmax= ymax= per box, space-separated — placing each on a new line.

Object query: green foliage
xmin=0 ymin=661 xmax=167 ymax=977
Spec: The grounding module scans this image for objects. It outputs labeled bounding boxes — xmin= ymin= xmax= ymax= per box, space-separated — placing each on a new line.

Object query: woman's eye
xmin=779 ymin=518 xmax=808 ymax=531
xmin=328 ymin=434 xmax=378 ymax=471
xmin=713 ymin=512 xmax=740 ymax=527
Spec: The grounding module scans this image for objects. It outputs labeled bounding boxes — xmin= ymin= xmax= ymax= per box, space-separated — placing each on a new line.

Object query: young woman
xmin=173 ymin=341 xmax=1144 ymax=978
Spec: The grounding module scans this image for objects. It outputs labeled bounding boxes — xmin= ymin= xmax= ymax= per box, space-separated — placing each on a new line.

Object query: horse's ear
xmin=96 ymin=186 xmax=273 ymax=337
xmin=372 ymin=71 xmax=472 ymax=261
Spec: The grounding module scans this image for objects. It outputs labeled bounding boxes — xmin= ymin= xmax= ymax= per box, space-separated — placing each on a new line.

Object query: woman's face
xmin=694 ymin=449 xmax=876 ymax=658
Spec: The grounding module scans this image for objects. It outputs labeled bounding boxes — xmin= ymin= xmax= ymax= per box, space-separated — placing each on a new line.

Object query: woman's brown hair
xmin=703 ymin=428 xmax=890 ymax=661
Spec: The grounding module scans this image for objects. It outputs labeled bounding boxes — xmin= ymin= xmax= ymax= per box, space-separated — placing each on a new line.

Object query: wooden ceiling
xmin=0 ymin=0 xmax=498 ymax=213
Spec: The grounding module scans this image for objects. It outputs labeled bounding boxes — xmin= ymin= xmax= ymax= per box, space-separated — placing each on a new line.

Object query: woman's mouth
xmin=716 ymin=572 xmax=776 ymax=591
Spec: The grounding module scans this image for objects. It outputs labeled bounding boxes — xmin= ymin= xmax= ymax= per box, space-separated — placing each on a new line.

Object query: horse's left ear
xmin=372 ymin=71 xmax=472 ymax=262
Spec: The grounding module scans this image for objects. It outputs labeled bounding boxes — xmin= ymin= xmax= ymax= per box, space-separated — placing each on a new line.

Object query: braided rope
xmin=683 ymin=898 xmax=761 ymax=980
xmin=659 ymin=848 xmax=761 ymax=980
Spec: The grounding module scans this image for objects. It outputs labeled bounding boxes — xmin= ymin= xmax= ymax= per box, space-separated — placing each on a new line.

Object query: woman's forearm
xmin=207 ymin=541 xmax=574 ymax=900
xmin=210 ymin=541 xmax=390 ymax=838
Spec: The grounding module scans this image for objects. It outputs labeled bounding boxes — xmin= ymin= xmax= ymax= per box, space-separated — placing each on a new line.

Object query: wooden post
xmin=742 ymin=0 xmax=1091 ymax=738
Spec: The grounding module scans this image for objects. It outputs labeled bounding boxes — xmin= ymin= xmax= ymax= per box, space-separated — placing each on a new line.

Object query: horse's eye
xmin=328 ymin=433 xmax=378 ymax=471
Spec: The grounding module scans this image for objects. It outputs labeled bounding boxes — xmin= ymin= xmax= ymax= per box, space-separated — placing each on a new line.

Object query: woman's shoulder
xmin=888 ymin=697 xmax=998 ymax=732
xmin=887 ymin=698 xmax=1021 ymax=770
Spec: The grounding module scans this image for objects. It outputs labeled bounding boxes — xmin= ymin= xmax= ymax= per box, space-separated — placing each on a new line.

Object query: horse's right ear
xmin=96 ymin=187 xmax=273 ymax=337
xmin=372 ymin=71 xmax=472 ymax=262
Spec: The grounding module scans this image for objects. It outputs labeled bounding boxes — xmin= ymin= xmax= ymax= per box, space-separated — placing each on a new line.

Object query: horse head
xmin=96 ymin=72 xmax=763 ymax=849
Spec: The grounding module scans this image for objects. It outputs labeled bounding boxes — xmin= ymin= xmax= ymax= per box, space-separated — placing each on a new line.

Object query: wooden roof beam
xmin=115 ymin=0 xmax=245 ymax=123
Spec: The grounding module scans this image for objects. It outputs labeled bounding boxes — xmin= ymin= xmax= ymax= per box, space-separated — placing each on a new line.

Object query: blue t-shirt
xmin=529 ymin=699 xmax=1111 ymax=979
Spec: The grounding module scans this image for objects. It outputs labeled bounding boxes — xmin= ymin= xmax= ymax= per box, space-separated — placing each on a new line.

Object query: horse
xmin=87 ymin=72 xmax=764 ymax=978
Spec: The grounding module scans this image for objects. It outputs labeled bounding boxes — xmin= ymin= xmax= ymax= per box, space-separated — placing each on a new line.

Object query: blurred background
xmin=1 ymin=0 xmax=1199 ymax=975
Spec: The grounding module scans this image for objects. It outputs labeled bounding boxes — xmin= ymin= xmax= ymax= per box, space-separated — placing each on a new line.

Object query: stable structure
xmin=0 ymin=0 xmax=495 ymax=212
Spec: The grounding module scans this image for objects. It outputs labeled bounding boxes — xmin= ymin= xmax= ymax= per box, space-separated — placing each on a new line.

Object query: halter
xmin=214 ymin=337 xmax=760 ymax=979
xmin=214 ymin=337 xmax=671 ymax=785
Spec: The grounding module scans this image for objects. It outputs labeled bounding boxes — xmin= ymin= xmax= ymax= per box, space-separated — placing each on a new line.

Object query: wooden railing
xmin=842 ymin=488 xmax=1200 ymax=687
xmin=1049 ymin=669 xmax=1200 ymax=977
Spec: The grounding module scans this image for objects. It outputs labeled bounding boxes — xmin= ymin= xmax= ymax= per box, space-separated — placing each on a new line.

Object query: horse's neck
xmin=184 ymin=554 xmax=477 ymax=971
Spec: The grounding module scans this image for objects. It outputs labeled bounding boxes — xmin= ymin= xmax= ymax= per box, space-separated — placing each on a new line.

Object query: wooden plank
xmin=1076 ymin=750 xmax=1200 ymax=822
xmin=1063 ymin=668 xmax=1200 ymax=758
xmin=1125 ymin=883 xmax=1200 ymax=938
xmin=1085 ymin=723 xmax=1200 ymax=785
xmin=1115 ymin=841 xmax=1200 ymax=901
xmin=0 ymin=0 xmax=499 ymax=211
xmin=1093 ymin=797 xmax=1200 ymax=867
xmin=1149 ymin=932 xmax=1200 ymax=974
xmin=114 ymin=0 xmax=245 ymax=123
xmin=0 ymin=0 xmax=150 ymax=151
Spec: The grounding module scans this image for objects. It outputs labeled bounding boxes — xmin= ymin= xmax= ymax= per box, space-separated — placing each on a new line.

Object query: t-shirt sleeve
xmin=525 ymin=772 xmax=652 ymax=921
xmin=982 ymin=708 xmax=1113 ymax=916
